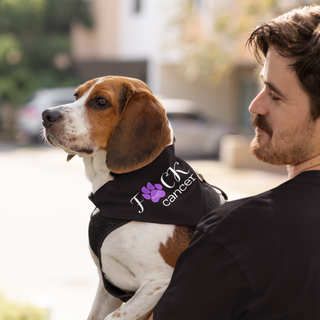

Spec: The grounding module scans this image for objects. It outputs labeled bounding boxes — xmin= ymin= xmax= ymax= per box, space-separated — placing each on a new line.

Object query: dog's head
xmin=42 ymin=76 xmax=172 ymax=173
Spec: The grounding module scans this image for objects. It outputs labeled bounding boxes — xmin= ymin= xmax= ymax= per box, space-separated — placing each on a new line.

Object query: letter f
xmin=130 ymin=193 xmax=144 ymax=213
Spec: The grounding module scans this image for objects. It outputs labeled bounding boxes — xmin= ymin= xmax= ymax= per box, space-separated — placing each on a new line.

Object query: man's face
xmin=249 ymin=46 xmax=320 ymax=166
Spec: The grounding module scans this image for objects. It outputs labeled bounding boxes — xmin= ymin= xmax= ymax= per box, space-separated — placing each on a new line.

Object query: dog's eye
xmin=97 ymin=98 xmax=108 ymax=106
xmin=74 ymin=93 xmax=79 ymax=100
xmin=94 ymin=97 xmax=111 ymax=109
xmin=88 ymin=97 xmax=111 ymax=109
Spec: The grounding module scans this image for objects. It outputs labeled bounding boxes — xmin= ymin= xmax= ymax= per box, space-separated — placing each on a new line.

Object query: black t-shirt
xmin=154 ymin=171 xmax=320 ymax=319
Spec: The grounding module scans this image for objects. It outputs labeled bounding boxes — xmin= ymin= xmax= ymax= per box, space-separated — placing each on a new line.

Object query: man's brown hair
xmin=247 ymin=5 xmax=320 ymax=120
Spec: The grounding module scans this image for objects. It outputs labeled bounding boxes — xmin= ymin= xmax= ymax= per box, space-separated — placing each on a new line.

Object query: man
xmin=150 ymin=5 xmax=320 ymax=319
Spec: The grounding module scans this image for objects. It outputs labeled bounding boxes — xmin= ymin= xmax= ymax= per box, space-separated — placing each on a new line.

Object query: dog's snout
xmin=42 ymin=109 xmax=62 ymax=128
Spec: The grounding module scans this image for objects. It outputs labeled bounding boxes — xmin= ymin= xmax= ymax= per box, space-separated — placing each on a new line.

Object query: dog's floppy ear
xmin=106 ymin=89 xmax=171 ymax=174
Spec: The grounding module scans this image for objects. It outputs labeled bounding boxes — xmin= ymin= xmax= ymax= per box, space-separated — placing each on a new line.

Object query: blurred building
xmin=70 ymin=0 xmax=257 ymax=129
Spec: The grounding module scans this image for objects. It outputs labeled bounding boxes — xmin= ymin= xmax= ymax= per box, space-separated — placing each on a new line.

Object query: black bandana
xmin=89 ymin=144 xmax=206 ymax=225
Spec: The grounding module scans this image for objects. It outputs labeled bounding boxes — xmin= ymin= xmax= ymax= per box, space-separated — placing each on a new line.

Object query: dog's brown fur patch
xmin=158 ymin=226 xmax=193 ymax=268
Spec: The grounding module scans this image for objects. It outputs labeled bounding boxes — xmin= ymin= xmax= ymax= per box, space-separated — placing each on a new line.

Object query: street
xmin=0 ymin=145 xmax=287 ymax=320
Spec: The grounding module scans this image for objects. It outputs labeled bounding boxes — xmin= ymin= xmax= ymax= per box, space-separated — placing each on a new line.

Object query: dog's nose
xmin=42 ymin=109 xmax=62 ymax=128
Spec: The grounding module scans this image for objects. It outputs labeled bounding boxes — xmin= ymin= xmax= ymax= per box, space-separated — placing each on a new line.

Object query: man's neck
xmin=287 ymin=154 xmax=320 ymax=179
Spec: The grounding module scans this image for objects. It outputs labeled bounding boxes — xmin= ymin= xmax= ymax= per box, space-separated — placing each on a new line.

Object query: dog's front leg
xmin=87 ymin=276 xmax=122 ymax=320
xmin=105 ymin=279 xmax=170 ymax=320
xmin=88 ymin=251 xmax=123 ymax=320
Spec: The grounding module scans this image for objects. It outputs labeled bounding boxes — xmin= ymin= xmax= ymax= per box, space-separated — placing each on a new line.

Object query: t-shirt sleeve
xmin=153 ymin=230 xmax=253 ymax=320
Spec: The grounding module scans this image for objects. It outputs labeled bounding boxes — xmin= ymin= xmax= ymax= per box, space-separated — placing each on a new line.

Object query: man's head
xmin=246 ymin=6 xmax=320 ymax=166
xmin=247 ymin=5 xmax=320 ymax=120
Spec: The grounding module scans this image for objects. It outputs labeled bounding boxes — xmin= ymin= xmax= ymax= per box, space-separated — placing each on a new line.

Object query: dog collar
xmin=89 ymin=144 xmax=206 ymax=226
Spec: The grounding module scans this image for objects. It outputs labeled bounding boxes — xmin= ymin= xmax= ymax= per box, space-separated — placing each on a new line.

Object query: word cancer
xmin=130 ymin=162 xmax=196 ymax=213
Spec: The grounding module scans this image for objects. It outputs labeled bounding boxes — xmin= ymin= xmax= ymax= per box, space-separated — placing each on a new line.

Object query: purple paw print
xmin=142 ymin=182 xmax=166 ymax=203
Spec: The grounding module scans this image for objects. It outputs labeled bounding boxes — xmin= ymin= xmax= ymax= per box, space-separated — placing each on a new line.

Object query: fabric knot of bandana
xmin=89 ymin=144 xmax=206 ymax=226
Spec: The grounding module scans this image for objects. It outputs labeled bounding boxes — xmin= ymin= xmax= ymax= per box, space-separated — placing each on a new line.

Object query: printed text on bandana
xmin=130 ymin=162 xmax=196 ymax=213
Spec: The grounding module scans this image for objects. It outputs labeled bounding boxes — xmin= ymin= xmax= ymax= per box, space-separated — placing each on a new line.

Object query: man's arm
xmin=152 ymin=230 xmax=252 ymax=320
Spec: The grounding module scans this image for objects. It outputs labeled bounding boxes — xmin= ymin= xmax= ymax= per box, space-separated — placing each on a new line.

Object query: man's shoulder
xmin=198 ymin=170 xmax=320 ymax=240
xmin=198 ymin=190 xmax=273 ymax=235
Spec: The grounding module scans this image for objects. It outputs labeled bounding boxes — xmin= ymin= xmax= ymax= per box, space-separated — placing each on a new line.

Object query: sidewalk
xmin=0 ymin=146 xmax=288 ymax=320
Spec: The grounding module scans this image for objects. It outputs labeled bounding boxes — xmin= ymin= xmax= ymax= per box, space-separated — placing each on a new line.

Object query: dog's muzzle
xmin=42 ymin=109 xmax=62 ymax=128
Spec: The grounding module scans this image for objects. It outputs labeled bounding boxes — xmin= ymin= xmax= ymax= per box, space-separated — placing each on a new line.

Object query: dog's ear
xmin=106 ymin=89 xmax=172 ymax=173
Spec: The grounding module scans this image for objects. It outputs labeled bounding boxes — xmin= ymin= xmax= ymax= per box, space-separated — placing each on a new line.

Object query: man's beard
xmin=250 ymin=114 xmax=315 ymax=166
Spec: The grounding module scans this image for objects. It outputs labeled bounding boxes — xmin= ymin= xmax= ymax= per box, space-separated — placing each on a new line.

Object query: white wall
xmin=117 ymin=0 xmax=177 ymax=91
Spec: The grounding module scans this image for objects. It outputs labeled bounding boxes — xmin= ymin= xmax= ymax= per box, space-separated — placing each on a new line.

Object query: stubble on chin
xmin=250 ymin=122 xmax=315 ymax=166
xmin=249 ymin=134 xmax=280 ymax=165
xmin=249 ymin=114 xmax=279 ymax=165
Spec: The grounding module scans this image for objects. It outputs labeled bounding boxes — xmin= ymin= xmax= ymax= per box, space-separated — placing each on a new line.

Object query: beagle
xmin=42 ymin=76 xmax=225 ymax=320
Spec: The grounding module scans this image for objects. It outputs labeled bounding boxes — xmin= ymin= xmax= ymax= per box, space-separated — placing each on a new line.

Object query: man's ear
xmin=106 ymin=91 xmax=171 ymax=173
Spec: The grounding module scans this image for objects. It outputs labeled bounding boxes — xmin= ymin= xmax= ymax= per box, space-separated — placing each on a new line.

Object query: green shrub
xmin=0 ymin=294 xmax=49 ymax=320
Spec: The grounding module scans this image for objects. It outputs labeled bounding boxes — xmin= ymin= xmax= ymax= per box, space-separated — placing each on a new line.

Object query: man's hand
xmin=141 ymin=312 xmax=153 ymax=320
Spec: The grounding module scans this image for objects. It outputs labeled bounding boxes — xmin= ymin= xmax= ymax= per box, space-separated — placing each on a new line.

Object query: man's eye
xmin=269 ymin=91 xmax=280 ymax=101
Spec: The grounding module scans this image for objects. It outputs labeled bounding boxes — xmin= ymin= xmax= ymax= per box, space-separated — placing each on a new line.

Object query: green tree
xmin=0 ymin=0 xmax=92 ymax=106
xmin=169 ymin=0 xmax=320 ymax=84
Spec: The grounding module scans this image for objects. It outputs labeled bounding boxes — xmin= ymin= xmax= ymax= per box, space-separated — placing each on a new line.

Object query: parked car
xmin=16 ymin=87 xmax=247 ymax=158
xmin=15 ymin=87 xmax=76 ymax=144
xmin=161 ymin=98 xmax=248 ymax=159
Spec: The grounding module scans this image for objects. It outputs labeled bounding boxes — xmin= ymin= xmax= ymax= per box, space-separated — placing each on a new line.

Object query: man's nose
xmin=249 ymin=89 xmax=268 ymax=115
